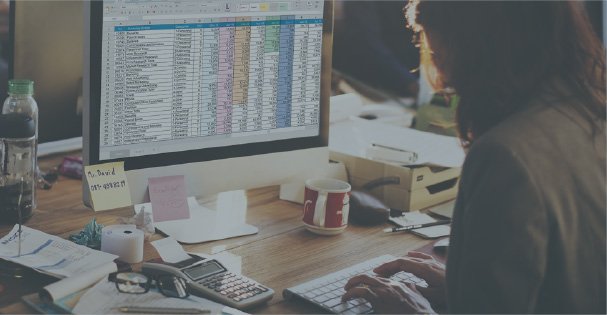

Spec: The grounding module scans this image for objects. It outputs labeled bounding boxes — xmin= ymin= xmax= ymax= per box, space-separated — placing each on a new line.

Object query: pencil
xmin=383 ymin=220 xmax=451 ymax=233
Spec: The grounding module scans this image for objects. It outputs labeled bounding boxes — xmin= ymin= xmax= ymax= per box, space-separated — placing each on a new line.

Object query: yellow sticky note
xmin=84 ymin=162 xmax=132 ymax=211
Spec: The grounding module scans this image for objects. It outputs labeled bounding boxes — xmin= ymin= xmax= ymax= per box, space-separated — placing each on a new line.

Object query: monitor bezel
xmin=86 ymin=1 xmax=332 ymax=171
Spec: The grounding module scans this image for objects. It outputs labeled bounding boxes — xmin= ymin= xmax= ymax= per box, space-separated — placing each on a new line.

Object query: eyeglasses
xmin=108 ymin=272 xmax=190 ymax=298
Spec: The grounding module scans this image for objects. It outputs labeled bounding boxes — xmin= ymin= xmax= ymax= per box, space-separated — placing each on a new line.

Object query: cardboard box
xmin=330 ymin=151 xmax=460 ymax=211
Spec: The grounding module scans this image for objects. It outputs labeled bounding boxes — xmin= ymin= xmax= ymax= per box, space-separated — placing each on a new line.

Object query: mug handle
xmin=312 ymin=191 xmax=327 ymax=227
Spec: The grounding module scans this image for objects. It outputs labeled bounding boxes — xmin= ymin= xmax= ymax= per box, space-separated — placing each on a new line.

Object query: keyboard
xmin=283 ymin=255 xmax=428 ymax=314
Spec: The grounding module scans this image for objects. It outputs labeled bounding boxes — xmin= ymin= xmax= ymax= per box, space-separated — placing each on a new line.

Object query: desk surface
xmin=0 ymin=153 xmax=434 ymax=314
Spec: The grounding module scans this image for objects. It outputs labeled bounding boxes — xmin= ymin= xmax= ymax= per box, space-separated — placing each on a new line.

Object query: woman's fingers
xmin=374 ymin=258 xmax=427 ymax=277
xmin=341 ymin=286 xmax=379 ymax=304
xmin=374 ymin=258 xmax=445 ymax=286
xmin=344 ymin=274 xmax=388 ymax=291
xmin=407 ymin=251 xmax=435 ymax=260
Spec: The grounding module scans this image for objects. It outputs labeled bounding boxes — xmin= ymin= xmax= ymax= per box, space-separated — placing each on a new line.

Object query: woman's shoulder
xmin=464 ymin=99 xmax=605 ymax=191
xmin=472 ymin=100 xmax=604 ymax=158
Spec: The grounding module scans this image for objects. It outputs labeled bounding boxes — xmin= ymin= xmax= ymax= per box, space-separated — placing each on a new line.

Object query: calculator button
xmin=220 ymin=290 xmax=228 ymax=295
xmin=233 ymin=297 xmax=241 ymax=302
xmin=257 ymin=286 xmax=268 ymax=292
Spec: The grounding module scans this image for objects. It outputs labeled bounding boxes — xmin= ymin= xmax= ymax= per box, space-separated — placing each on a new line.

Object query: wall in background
xmin=13 ymin=1 xmax=83 ymax=143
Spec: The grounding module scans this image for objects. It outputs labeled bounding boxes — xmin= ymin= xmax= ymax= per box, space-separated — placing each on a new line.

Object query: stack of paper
xmin=0 ymin=225 xmax=117 ymax=279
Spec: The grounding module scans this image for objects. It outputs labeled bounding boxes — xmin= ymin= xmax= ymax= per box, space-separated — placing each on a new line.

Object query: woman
xmin=342 ymin=1 xmax=606 ymax=313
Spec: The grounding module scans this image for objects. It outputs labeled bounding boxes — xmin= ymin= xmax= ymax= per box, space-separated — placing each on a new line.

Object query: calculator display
xmin=183 ymin=261 xmax=225 ymax=280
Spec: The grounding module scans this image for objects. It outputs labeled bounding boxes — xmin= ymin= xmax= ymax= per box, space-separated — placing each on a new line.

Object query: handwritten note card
xmin=148 ymin=175 xmax=190 ymax=222
xmin=84 ymin=162 xmax=132 ymax=211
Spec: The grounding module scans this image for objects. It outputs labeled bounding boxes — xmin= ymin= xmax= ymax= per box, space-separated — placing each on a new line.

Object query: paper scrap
xmin=151 ymin=237 xmax=191 ymax=263
xmin=84 ymin=161 xmax=132 ymax=211
xmin=148 ymin=175 xmax=190 ymax=222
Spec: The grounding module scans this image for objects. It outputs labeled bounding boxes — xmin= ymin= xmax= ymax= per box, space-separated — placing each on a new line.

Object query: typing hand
xmin=373 ymin=252 xmax=447 ymax=308
xmin=342 ymin=274 xmax=435 ymax=314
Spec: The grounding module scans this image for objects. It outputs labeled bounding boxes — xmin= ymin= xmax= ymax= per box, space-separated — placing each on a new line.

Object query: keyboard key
xmin=302 ymin=292 xmax=317 ymax=299
xmin=323 ymin=297 xmax=344 ymax=308
xmin=315 ymin=293 xmax=334 ymax=303
xmin=350 ymin=303 xmax=372 ymax=314
xmin=326 ymin=291 xmax=339 ymax=299
xmin=331 ymin=302 xmax=351 ymax=313
xmin=353 ymin=298 xmax=367 ymax=306
xmin=334 ymin=288 xmax=346 ymax=295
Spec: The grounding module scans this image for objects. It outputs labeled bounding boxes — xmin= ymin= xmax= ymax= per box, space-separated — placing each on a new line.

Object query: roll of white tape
xmin=101 ymin=224 xmax=144 ymax=264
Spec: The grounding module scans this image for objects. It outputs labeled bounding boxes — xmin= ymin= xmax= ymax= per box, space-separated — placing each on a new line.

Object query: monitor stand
xmin=138 ymin=191 xmax=258 ymax=244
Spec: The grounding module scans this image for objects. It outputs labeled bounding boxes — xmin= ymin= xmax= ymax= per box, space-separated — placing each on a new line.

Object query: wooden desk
xmin=0 ymin=153 xmax=434 ymax=314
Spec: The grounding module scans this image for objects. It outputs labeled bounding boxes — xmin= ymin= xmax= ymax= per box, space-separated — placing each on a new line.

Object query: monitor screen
xmin=95 ymin=0 xmax=326 ymax=163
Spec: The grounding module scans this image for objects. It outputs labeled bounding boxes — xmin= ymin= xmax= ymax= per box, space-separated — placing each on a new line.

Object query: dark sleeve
xmin=446 ymin=141 xmax=549 ymax=313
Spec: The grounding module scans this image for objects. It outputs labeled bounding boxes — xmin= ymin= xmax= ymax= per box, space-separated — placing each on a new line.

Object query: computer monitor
xmin=83 ymin=1 xmax=332 ymax=217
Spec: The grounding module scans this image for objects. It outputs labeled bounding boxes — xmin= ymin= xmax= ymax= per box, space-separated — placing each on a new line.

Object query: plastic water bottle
xmin=0 ymin=80 xmax=38 ymax=224
xmin=2 ymin=80 xmax=38 ymax=137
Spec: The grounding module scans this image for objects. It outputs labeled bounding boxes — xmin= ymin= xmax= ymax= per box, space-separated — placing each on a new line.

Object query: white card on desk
xmin=411 ymin=225 xmax=451 ymax=239
xmin=389 ymin=211 xmax=436 ymax=227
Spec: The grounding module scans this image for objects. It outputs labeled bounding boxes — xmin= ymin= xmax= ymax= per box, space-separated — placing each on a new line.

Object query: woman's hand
xmin=342 ymin=274 xmax=435 ymax=314
xmin=374 ymin=251 xmax=447 ymax=308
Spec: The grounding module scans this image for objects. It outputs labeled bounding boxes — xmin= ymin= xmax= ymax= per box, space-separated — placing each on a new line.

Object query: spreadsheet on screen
xmin=99 ymin=0 xmax=324 ymax=160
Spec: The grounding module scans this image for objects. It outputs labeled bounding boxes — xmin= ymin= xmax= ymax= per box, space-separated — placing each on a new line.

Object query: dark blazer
xmin=446 ymin=99 xmax=606 ymax=313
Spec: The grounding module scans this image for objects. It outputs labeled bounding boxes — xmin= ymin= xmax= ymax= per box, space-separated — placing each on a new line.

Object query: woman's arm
xmin=447 ymin=141 xmax=549 ymax=313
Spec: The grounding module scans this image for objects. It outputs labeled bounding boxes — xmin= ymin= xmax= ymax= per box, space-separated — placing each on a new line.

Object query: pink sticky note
xmin=148 ymin=175 xmax=190 ymax=222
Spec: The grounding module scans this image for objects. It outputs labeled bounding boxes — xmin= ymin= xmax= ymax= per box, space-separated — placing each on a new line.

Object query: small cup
xmin=303 ymin=179 xmax=351 ymax=235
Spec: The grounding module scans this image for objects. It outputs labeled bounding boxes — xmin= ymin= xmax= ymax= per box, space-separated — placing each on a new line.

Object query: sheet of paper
xmin=140 ymin=197 xmax=259 ymax=244
xmin=41 ymin=261 xmax=117 ymax=301
xmin=72 ymin=279 xmax=230 ymax=315
xmin=389 ymin=211 xmax=436 ymax=227
xmin=330 ymin=118 xmax=465 ymax=167
xmin=148 ymin=175 xmax=190 ymax=222
xmin=0 ymin=225 xmax=117 ymax=278
xmin=151 ymin=237 xmax=191 ymax=263
xmin=84 ymin=161 xmax=132 ymax=211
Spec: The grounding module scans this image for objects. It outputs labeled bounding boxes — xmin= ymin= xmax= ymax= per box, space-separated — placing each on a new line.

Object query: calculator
xmin=142 ymin=254 xmax=274 ymax=310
